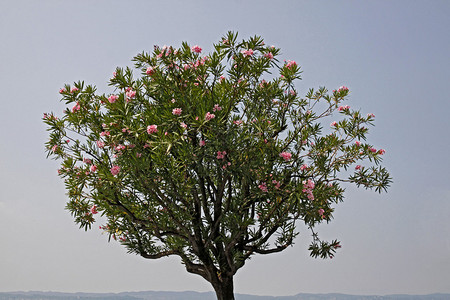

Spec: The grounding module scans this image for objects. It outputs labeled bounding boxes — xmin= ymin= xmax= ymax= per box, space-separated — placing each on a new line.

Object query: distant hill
xmin=1 ymin=291 xmax=449 ymax=300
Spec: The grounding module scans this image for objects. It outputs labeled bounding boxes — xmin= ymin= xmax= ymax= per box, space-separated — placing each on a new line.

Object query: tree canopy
xmin=44 ymin=32 xmax=391 ymax=300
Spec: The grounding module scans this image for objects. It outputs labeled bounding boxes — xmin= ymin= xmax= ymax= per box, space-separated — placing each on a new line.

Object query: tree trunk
xmin=212 ymin=274 xmax=235 ymax=300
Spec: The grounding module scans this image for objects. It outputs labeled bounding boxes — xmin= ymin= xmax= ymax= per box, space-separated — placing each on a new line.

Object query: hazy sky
xmin=1 ymin=0 xmax=449 ymax=297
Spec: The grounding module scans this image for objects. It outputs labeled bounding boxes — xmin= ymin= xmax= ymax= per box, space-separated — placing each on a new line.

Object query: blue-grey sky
xmin=1 ymin=0 xmax=449 ymax=296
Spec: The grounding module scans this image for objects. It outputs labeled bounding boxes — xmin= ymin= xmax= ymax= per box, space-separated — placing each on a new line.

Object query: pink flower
xmin=279 ymin=152 xmax=292 ymax=161
xmin=205 ymin=112 xmax=215 ymax=121
xmin=213 ymin=104 xmax=222 ymax=112
xmin=180 ymin=122 xmax=188 ymax=129
xmin=285 ymin=60 xmax=297 ymax=69
xmin=367 ymin=113 xmax=375 ymax=118
xmin=233 ymin=120 xmax=243 ymax=126
xmin=191 ymin=45 xmax=202 ymax=53
xmin=258 ymin=182 xmax=268 ymax=192
xmin=147 ymin=125 xmax=158 ymax=134
xmin=217 ymin=151 xmax=227 ymax=159
xmin=355 ymin=165 xmax=362 ymax=170
xmin=90 ymin=165 xmax=97 ymax=172
xmin=96 ymin=140 xmax=105 ymax=148
xmin=70 ymin=87 xmax=79 ymax=93
xmin=318 ymin=209 xmax=325 ymax=216
xmin=264 ymin=52 xmax=274 ymax=60
xmin=355 ymin=141 xmax=361 ymax=146
xmin=272 ymin=180 xmax=281 ymax=189
xmin=302 ymin=179 xmax=315 ymax=201
xmin=90 ymin=205 xmax=98 ymax=214
xmin=72 ymin=102 xmax=80 ymax=112
xmin=100 ymin=131 xmax=110 ymax=137
xmin=241 ymin=49 xmax=254 ymax=57
xmin=108 ymin=95 xmax=118 ymax=103
xmin=330 ymin=121 xmax=338 ymax=127
xmin=51 ymin=145 xmax=58 ymax=153
xmin=59 ymin=88 xmax=66 ymax=94
xmin=303 ymin=179 xmax=315 ymax=190
xmin=337 ymin=86 xmax=349 ymax=93
xmin=199 ymin=140 xmax=206 ymax=147
xmin=110 ymin=165 xmax=121 ymax=176
xmin=378 ymin=149 xmax=386 ymax=155
xmin=172 ymin=108 xmax=182 ymax=115
xmin=369 ymin=147 xmax=377 ymax=153
xmin=146 ymin=67 xmax=155 ymax=76
xmin=338 ymin=105 xmax=350 ymax=111
xmin=300 ymin=164 xmax=308 ymax=171
xmin=126 ymin=89 xmax=136 ymax=99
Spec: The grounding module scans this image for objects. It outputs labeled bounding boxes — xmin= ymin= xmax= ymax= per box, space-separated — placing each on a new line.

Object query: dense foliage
xmin=44 ymin=32 xmax=391 ymax=300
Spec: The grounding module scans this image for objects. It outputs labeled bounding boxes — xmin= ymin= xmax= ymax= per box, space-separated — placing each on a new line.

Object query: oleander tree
xmin=44 ymin=32 xmax=391 ymax=300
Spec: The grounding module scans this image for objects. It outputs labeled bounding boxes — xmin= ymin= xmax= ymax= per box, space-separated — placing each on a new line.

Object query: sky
xmin=1 ymin=0 xmax=449 ymax=297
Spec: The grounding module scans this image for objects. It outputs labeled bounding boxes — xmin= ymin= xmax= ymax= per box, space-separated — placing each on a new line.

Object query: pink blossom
xmin=110 ymin=165 xmax=121 ymax=176
xmin=83 ymin=158 xmax=92 ymax=164
xmin=258 ymin=182 xmax=268 ymax=192
xmin=172 ymin=108 xmax=182 ymax=116
xmin=369 ymin=147 xmax=377 ymax=153
xmin=51 ymin=145 xmax=58 ymax=153
xmin=318 ymin=209 xmax=325 ymax=216
xmin=264 ymin=52 xmax=274 ymax=59
xmin=355 ymin=141 xmax=361 ymax=146
xmin=70 ymin=87 xmax=79 ymax=93
xmin=108 ymin=95 xmax=118 ymax=103
xmin=90 ymin=165 xmax=97 ymax=172
xmin=146 ymin=67 xmax=155 ymax=76
xmin=300 ymin=164 xmax=308 ymax=171
xmin=241 ymin=49 xmax=254 ymax=57
xmin=213 ymin=104 xmax=222 ymax=112
xmin=191 ymin=45 xmax=202 ymax=53
xmin=217 ymin=151 xmax=227 ymax=159
xmin=367 ymin=113 xmax=375 ymax=118
xmin=279 ymin=152 xmax=292 ymax=161
xmin=115 ymin=144 xmax=126 ymax=151
xmin=378 ymin=149 xmax=386 ymax=155
xmin=72 ymin=102 xmax=80 ymax=112
xmin=126 ymin=89 xmax=136 ymax=99
xmin=90 ymin=205 xmax=98 ymax=214
xmin=330 ymin=121 xmax=338 ymax=127
xmin=303 ymin=179 xmax=315 ymax=190
xmin=355 ymin=165 xmax=362 ymax=170
xmin=96 ymin=140 xmax=105 ymax=148
xmin=100 ymin=131 xmax=110 ymax=137
xmin=233 ymin=120 xmax=243 ymax=126
xmin=205 ymin=112 xmax=215 ymax=121
xmin=180 ymin=122 xmax=188 ymax=129
xmin=272 ymin=180 xmax=281 ymax=189
xmin=285 ymin=60 xmax=297 ymax=69
xmin=337 ymin=86 xmax=349 ymax=93
xmin=338 ymin=105 xmax=350 ymax=111
xmin=59 ymin=88 xmax=66 ymax=94
xmin=147 ymin=125 xmax=158 ymax=134
xmin=302 ymin=179 xmax=315 ymax=201
xmin=199 ymin=140 xmax=206 ymax=147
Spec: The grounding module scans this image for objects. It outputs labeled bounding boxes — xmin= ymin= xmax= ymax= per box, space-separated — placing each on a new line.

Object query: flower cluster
xmin=302 ymin=179 xmax=315 ymax=201
xmin=279 ymin=152 xmax=292 ymax=161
